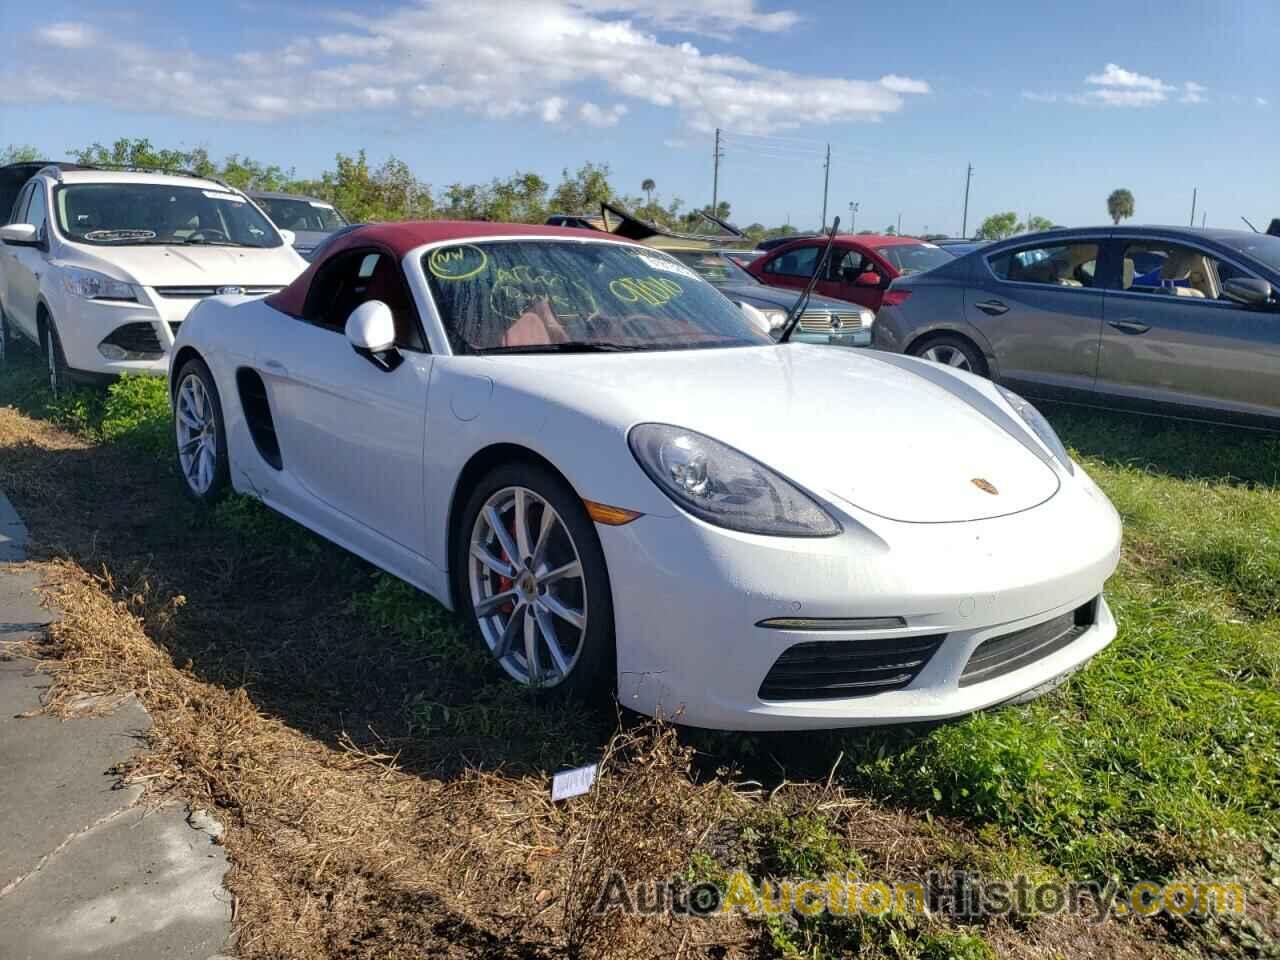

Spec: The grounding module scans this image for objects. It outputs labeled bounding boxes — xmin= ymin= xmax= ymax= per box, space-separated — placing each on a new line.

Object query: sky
xmin=1 ymin=0 xmax=1277 ymax=236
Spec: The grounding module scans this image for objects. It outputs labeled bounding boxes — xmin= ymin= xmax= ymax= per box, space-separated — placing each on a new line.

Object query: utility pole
xmin=848 ymin=201 xmax=859 ymax=233
xmin=711 ymin=128 xmax=723 ymax=215
xmin=1201 ymin=212 xmax=1207 ymax=228
xmin=897 ymin=212 xmax=902 ymax=235
xmin=820 ymin=143 xmax=831 ymax=229
xmin=961 ymin=163 xmax=973 ymax=237
xmin=1189 ymin=187 xmax=1197 ymax=227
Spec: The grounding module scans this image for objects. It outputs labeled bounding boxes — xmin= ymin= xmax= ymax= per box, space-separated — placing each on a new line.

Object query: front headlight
xmin=997 ymin=386 xmax=1074 ymax=475
xmin=63 ymin=269 xmax=137 ymax=302
xmin=761 ymin=308 xmax=788 ymax=331
xmin=628 ymin=423 xmax=841 ymax=537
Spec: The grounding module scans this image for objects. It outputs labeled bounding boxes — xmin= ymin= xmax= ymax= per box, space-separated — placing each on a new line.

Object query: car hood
xmin=716 ymin=282 xmax=857 ymax=314
xmin=488 ymin=344 xmax=1062 ymax=524
xmin=63 ymin=242 xmax=306 ymax=287
xmin=288 ymin=229 xmax=334 ymax=252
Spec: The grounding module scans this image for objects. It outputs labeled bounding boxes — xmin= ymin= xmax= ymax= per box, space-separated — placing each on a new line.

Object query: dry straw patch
xmin=32 ymin=559 xmax=751 ymax=959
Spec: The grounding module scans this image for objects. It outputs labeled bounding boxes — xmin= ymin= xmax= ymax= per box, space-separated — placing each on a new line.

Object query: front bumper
xmin=50 ymin=287 xmax=202 ymax=376
xmin=790 ymin=329 xmax=872 ymax=348
xmin=601 ymin=465 xmax=1121 ymax=730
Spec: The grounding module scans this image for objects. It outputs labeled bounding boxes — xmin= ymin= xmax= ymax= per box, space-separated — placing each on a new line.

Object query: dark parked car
xmin=872 ymin=226 xmax=1280 ymax=427
xmin=666 ymin=249 xmax=873 ymax=346
xmin=249 ymin=191 xmax=349 ymax=259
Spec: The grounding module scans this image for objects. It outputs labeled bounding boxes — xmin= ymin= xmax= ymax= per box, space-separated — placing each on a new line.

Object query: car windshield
xmin=1218 ymin=233 xmax=1280 ymax=273
xmin=875 ymin=243 xmax=953 ymax=275
xmin=255 ymin=196 xmax=348 ymax=232
xmin=666 ymin=250 xmax=756 ymax=286
xmin=424 ymin=240 xmax=772 ymax=354
xmin=54 ymin=183 xmax=282 ymax=247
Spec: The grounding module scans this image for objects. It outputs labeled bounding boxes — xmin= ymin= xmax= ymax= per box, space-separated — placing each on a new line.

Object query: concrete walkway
xmin=0 ymin=492 xmax=234 ymax=959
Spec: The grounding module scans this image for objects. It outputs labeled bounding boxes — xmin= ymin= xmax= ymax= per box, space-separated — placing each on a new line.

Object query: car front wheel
xmin=456 ymin=462 xmax=615 ymax=698
xmin=43 ymin=316 xmax=71 ymax=395
xmin=174 ymin=357 xmax=230 ymax=502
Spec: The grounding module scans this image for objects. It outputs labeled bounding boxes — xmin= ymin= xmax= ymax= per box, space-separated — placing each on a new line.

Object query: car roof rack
xmin=58 ymin=162 xmax=235 ymax=190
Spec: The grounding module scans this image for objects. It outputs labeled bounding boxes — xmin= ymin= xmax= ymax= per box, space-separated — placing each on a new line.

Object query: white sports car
xmin=169 ymin=221 xmax=1122 ymax=731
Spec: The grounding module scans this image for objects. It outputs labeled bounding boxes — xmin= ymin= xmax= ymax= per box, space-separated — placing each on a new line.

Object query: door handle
xmin=974 ymin=299 xmax=1009 ymax=316
xmin=1108 ymin=319 xmax=1151 ymax=335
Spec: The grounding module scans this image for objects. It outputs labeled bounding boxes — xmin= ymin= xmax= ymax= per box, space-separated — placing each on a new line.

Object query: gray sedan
xmin=248 ymin=191 xmax=350 ymax=260
xmin=872 ymin=226 xmax=1280 ymax=428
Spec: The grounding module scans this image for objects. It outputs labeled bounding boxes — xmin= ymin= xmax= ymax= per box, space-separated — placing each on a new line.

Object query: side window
xmin=765 ymin=244 xmax=820 ymax=278
xmin=830 ymin=249 xmax=880 ymax=283
xmin=1116 ymin=240 xmax=1237 ymax=301
xmin=25 ymin=186 xmax=47 ymax=238
xmin=301 ymin=249 xmax=424 ymax=350
xmin=9 ymin=183 xmax=32 ymax=226
xmin=988 ymin=242 xmax=1099 ymax=288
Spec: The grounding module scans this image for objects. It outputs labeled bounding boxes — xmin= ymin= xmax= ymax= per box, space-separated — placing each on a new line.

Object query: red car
xmin=747 ymin=234 xmax=954 ymax=313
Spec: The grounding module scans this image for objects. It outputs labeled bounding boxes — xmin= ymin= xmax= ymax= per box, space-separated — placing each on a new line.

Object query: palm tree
xmin=1107 ymin=189 xmax=1135 ymax=225
xmin=641 ymin=178 xmax=655 ymax=207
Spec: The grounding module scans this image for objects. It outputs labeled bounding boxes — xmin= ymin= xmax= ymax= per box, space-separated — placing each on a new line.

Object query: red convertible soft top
xmin=267 ymin=220 xmax=628 ymax=317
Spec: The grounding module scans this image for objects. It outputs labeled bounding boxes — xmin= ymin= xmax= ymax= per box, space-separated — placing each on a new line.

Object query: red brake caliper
xmin=495 ymin=517 xmax=517 ymax=615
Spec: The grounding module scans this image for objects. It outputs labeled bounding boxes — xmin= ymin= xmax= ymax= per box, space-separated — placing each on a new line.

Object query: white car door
xmin=254 ymin=247 xmax=432 ymax=556
xmin=2 ymin=182 xmax=43 ymax=339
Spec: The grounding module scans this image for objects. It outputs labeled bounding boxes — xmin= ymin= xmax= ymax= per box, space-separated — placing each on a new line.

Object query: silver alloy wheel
xmin=175 ymin=373 xmax=218 ymax=495
xmin=468 ymin=486 xmax=588 ymax=688
xmin=921 ymin=344 xmax=972 ymax=370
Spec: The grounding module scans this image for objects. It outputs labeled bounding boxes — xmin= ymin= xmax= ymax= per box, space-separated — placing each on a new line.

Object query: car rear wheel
xmin=455 ymin=462 xmax=615 ymax=699
xmin=174 ymin=357 xmax=230 ymax=503
xmin=910 ymin=334 xmax=987 ymax=377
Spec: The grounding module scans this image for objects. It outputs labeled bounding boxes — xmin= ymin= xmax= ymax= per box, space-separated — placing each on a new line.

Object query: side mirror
xmin=345 ymin=301 xmax=402 ymax=370
xmin=278 ymin=228 xmax=296 ymax=247
xmin=1222 ymin=277 xmax=1272 ymax=306
xmin=854 ymin=270 xmax=882 ymax=287
xmin=0 ymin=223 xmax=40 ymax=247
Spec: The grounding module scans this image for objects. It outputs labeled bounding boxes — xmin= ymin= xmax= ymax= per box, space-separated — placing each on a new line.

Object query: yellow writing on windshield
xmin=609 ymin=276 xmax=682 ymax=306
xmin=428 ymin=244 xmax=489 ymax=281
xmin=491 ymin=269 xmax=599 ymax=320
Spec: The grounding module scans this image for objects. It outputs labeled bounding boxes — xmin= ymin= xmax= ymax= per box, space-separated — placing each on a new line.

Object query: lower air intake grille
xmin=959 ymin=598 xmax=1098 ymax=687
xmin=759 ymin=634 xmax=944 ymax=701
xmin=102 ymin=322 xmax=163 ymax=356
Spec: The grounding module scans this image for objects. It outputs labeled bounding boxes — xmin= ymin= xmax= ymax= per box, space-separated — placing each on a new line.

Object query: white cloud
xmin=0 ymin=1 xmax=927 ymax=134
xmin=1075 ymin=63 xmax=1185 ymax=107
xmin=1181 ymin=81 xmax=1207 ymax=104
xmin=879 ymin=74 xmax=929 ymax=95
xmin=540 ymin=95 xmax=568 ymax=122
xmin=1086 ymin=63 xmax=1172 ymax=93
xmin=38 ymin=22 xmax=96 ymax=48
xmin=576 ymin=0 xmax=800 ymax=36
xmin=578 ymin=101 xmax=628 ymax=127
xmin=1020 ymin=90 xmax=1058 ymax=103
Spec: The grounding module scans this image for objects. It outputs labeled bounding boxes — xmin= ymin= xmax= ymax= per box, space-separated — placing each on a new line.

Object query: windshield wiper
xmin=477 ymin=341 xmax=651 ymax=355
xmin=777 ymin=215 xmax=841 ymax=344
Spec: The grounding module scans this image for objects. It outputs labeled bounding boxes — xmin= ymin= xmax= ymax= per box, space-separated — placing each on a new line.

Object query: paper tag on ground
xmin=551 ymin=763 xmax=597 ymax=801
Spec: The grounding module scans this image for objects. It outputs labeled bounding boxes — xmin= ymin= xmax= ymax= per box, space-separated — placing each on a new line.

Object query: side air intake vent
xmin=236 ymin=368 xmax=282 ymax=470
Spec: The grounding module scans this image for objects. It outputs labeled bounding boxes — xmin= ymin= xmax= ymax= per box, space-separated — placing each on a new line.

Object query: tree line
xmin=3 ymin=138 xmax=808 ymax=243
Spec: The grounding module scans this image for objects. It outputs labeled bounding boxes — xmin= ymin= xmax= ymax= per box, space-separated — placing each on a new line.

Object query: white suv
xmin=0 ymin=166 xmax=307 ymax=391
